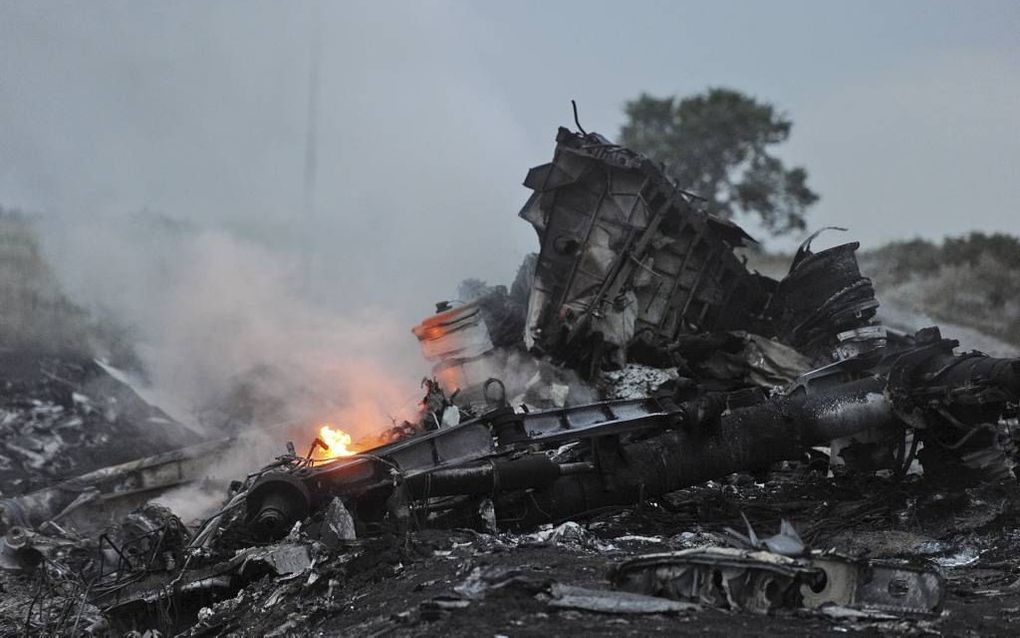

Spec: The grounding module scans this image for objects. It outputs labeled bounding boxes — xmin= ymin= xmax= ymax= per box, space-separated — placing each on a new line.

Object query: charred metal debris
xmin=2 ymin=127 xmax=1020 ymax=636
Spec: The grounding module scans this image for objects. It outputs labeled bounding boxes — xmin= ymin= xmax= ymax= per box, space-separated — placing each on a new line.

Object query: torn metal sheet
xmin=520 ymin=128 xmax=773 ymax=369
xmin=319 ymin=497 xmax=357 ymax=548
xmin=237 ymin=542 xmax=312 ymax=578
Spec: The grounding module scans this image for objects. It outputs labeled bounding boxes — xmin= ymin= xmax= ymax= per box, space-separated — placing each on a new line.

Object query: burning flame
xmin=314 ymin=424 xmax=356 ymax=459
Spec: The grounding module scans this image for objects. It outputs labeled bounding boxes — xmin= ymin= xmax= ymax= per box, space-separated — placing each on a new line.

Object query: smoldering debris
xmin=1 ymin=126 xmax=1019 ymax=637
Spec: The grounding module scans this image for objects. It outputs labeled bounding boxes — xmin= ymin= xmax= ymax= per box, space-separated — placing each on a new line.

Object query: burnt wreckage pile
xmin=2 ymin=128 xmax=1020 ymax=635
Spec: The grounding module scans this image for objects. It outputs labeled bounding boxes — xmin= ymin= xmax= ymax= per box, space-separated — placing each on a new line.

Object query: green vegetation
xmin=620 ymin=88 xmax=818 ymax=235
xmin=859 ymin=233 xmax=1020 ymax=346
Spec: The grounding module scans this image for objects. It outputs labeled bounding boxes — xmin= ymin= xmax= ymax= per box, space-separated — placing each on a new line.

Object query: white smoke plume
xmin=35 ymin=212 xmax=428 ymax=444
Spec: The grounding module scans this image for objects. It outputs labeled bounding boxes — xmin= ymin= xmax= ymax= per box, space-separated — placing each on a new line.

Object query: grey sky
xmin=1 ymin=0 xmax=1018 ymax=318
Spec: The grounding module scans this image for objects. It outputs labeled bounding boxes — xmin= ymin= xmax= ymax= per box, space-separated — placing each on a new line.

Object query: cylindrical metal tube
xmin=496 ymin=378 xmax=894 ymax=526
xmin=405 ymin=454 xmax=565 ymax=498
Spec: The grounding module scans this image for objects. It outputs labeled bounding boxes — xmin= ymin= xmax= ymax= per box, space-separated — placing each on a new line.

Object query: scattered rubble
xmin=0 ymin=352 xmax=201 ymax=501
xmin=1 ymin=125 xmax=1019 ymax=636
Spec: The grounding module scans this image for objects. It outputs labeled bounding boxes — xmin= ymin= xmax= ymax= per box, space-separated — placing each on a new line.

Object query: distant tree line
xmin=869 ymin=233 xmax=1020 ymax=282
xmin=861 ymin=232 xmax=1020 ymax=346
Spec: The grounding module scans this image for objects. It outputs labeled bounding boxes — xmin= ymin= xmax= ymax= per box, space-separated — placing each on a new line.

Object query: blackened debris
xmin=1 ymin=125 xmax=1018 ymax=637
xmin=520 ymin=128 xmax=773 ymax=373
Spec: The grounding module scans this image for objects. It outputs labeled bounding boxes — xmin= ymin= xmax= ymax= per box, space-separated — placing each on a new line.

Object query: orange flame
xmin=314 ymin=424 xmax=356 ymax=459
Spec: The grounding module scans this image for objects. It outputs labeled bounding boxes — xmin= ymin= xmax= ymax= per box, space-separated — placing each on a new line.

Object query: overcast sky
xmin=2 ymin=0 xmax=1018 ymax=316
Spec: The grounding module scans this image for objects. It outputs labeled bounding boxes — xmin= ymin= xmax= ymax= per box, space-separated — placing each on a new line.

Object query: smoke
xmin=0 ymin=2 xmax=540 ymax=312
xmin=150 ymin=429 xmax=283 ymax=525
xmin=483 ymin=348 xmax=599 ymax=408
xmin=34 ymin=211 xmax=427 ymax=443
xmin=26 ymin=209 xmax=436 ymax=523
xmin=0 ymin=1 xmax=550 ymax=447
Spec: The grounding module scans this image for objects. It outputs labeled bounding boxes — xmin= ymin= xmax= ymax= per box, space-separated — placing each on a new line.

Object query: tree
xmin=620 ymin=88 xmax=818 ymax=235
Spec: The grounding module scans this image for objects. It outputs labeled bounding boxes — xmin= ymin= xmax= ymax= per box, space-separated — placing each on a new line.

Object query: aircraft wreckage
xmin=1 ymin=127 xmax=1018 ymax=635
